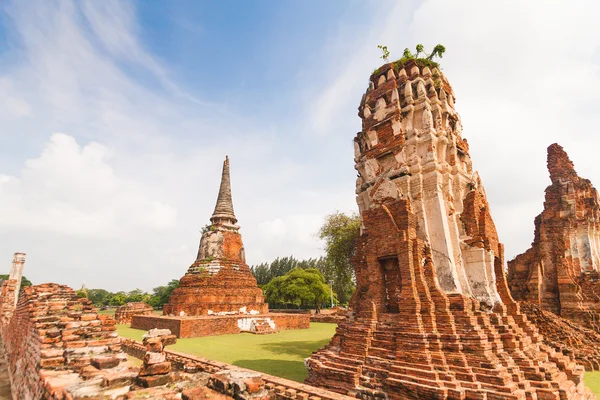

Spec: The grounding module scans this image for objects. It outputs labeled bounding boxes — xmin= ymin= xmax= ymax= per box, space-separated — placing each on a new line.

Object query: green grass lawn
xmin=117 ymin=322 xmax=336 ymax=382
xmin=585 ymin=371 xmax=600 ymax=397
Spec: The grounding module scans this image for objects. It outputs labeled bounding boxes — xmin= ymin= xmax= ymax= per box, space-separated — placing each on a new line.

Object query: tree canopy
xmin=262 ymin=268 xmax=334 ymax=312
xmin=318 ymin=211 xmax=360 ymax=305
xmin=251 ymin=256 xmax=326 ymax=286
xmin=85 ymin=279 xmax=179 ymax=308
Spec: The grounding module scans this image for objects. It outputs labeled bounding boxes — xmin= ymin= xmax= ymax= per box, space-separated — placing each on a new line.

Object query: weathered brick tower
xmin=163 ymin=157 xmax=268 ymax=316
xmin=305 ymin=60 xmax=592 ymax=399
xmin=508 ymin=144 xmax=600 ymax=332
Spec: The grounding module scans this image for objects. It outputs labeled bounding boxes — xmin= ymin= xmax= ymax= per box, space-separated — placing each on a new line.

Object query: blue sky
xmin=0 ymin=0 xmax=599 ymax=291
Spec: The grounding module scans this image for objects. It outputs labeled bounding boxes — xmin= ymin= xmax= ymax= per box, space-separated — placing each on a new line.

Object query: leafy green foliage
xmin=377 ymin=44 xmax=390 ymax=62
xmin=147 ymin=279 xmax=180 ymax=309
xmin=374 ymin=44 xmax=447 ymax=75
xmin=251 ymin=256 xmax=326 ymax=286
xmin=263 ymin=268 xmax=334 ymax=311
xmin=0 ymin=274 xmax=32 ymax=289
xmin=85 ymin=279 xmax=179 ymax=309
xmin=318 ymin=211 xmax=360 ymax=305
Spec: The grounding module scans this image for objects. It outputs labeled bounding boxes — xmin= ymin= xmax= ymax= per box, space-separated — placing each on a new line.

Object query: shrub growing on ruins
xmin=373 ymin=43 xmax=446 ymax=75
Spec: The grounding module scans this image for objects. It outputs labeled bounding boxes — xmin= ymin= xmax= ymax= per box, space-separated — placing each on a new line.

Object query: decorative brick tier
xmin=509 ymin=144 xmax=600 ymax=332
xmin=519 ymin=302 xmax=600 ymax=371
xmin=114 ymin=301 xmax=154 ymax=324
xmin=305 ymin=60 xmax=592 ymax=399
xmin=131 ymin=313 xmax=309 ymax=338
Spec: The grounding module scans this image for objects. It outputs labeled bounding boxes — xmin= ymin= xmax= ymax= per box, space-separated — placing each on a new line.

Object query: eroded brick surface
xmin=508 ymin=144 xmax=600 ymax=334
xmin=305 ymin=61 xmax=593 ymax=399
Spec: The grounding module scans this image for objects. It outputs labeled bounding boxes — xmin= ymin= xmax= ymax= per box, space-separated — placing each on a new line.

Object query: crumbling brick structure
xmin=508 ymin=144 xmax=600 ymax=332
xmin=163 ymin=156 xmax=268 ymax=317
xmin=305 ymin=60 xmax=592 ymax=399
xmin=518 ymin=302 xmax=600 ymax=371
xmin=1 ymin=283 xmax=126 ymax=398
xmin=115 ymin=301 xmax=154 ymax=324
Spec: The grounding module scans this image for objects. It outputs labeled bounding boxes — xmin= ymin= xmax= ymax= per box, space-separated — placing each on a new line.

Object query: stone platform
xmin=131 ymin=313 xmax=310 ymax=338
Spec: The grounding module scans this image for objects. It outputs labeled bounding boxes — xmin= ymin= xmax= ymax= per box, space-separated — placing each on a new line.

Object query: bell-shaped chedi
xmin=163 ymin=157 xmax=268 ymax=316
xmin=305 ymin=60 xmax=592 ymax=399
xmin=508 ymin=144 xmax=600 ymax=332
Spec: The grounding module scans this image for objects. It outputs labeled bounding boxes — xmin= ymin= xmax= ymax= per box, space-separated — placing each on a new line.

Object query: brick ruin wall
xmin=0 ymin=279 xmax=17 ymax=325
xmin=132 ymin=313 xmax=310 ymax=338
xmin=0 ymin=283 xmax=123 ymax=399
xmin=114 ymin=301 xmax=154 ymax=324
xmin=519 ymin=302 xmax=600 ymax=371
xmin=121 ymin=338 xmax=353 ymax=400
xmin=508 ymin=143 xmax=600 ymax=332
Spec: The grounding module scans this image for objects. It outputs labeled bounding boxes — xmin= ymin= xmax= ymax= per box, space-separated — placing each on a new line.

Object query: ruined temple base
xmin=131 ymin=313 xmax=310 ymax=338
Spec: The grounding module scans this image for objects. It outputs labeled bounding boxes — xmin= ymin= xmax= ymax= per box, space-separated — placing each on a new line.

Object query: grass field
xmin=585 ymin=371 xmax=600 ymax=397
xmin=117 ymin=322 xmax=337 ymax=382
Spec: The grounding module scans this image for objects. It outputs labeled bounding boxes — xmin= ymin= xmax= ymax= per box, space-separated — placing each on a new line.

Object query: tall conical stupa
xmin=163 ymin=157 xmax=268 ymax=316
xmin=305 ymin=60 xmax=592 ymax=399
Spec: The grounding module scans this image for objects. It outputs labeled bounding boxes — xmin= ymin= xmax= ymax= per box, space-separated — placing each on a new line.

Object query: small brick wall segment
xmin=0 ymin=280 xmax=17 ymax=325
xmin=121 ymin=338 xmax=353 ymax=400
xmin=508 ymin=143 xmax=600 ymax=333
xmin=131 ymin=313 xmax=309 ymax=338
xmin=304 ymin=60 xmax=594 ymax=399
xmin=114 ymin=301 xmax=154 ymax=324
xmin=0 ymin=283 xmax=122 ymax=399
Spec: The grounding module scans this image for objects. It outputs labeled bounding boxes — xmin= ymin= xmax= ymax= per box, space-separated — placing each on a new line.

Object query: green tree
xmin=108 ymin=291 xmax=127 ymax=306
xmin=318 ymin=211 xmax=361 ymax=305
xmin=148 ymin=279 xmax=180 ymax=309
xmin=87 ymin=289 xmax=111 ymax=306
xmin=263 ymin=268 xmax=334 ymax=312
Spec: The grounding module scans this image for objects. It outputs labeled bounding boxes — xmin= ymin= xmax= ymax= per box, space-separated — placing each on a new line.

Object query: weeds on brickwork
xmin=201 ymin=224 xmax=217 ymax=234
xmin=372 ymin=44 xmax=446 ymax=76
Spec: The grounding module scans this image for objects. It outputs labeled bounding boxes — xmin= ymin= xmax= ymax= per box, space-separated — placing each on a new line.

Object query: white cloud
xmin=0 ymin=133 xmax=177 ymax=236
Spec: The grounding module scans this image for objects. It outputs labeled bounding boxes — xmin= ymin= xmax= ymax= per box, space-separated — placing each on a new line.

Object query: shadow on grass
xmin=233 ymin=359 xmax=308 ymax=383
xmin=260 ymin=340 xmax=330 ymax=358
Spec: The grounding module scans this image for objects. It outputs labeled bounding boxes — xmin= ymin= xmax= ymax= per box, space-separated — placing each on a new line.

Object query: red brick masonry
xmin=131 ymin=313 xmax=310 ymax=338
xmin=121 ymin=338 xmax=353 ymax=400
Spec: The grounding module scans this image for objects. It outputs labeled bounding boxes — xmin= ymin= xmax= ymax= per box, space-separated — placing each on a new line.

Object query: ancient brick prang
xmin=163 ymin=156 xmax=268 ymax=317
xmin=305 ymin=61 xmax=592 ymax=399
xmin=115 ymin=301 xmax=154 ymax=324
xmin=508 ymin=144 xmax=600 ymax=331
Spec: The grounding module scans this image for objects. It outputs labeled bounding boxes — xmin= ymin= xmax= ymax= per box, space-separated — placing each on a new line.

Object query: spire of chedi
xmin=508 ymin=143 xmax=600 ymax=331
xmin=211 ymin=156 xmax=237 ymax=225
